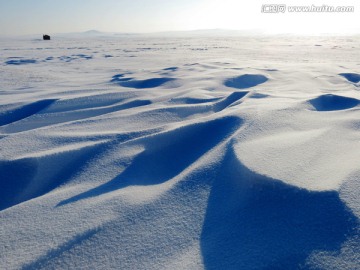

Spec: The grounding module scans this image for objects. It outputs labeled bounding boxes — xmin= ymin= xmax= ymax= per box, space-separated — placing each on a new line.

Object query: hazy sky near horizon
xmin=0 ymin=0 xmax=359 ymax=35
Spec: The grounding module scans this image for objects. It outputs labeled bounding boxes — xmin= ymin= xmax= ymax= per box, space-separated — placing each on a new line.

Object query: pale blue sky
xmin=0 ymin=0 xmax=359 ymax=35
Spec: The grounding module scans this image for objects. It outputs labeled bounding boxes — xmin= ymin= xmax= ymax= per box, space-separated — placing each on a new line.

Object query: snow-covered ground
xmin=0 ymin=35 xmax=359 ymax=269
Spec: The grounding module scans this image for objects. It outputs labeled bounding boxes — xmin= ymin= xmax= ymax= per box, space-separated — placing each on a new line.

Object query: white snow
xmin=0 ymin=34 xmax=359 ymax=269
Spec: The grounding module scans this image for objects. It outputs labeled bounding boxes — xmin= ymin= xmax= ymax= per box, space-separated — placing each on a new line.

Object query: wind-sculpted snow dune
xmin=0 ymin=36 xmax=359 ymax=269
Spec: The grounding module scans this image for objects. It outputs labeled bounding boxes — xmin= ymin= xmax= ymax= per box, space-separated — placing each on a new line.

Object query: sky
xmin=0 ymin=0 xmax=359 ymax=36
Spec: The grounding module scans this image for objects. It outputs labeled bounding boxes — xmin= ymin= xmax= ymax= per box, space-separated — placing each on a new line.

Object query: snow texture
xmin=0 ymin=35 xmax=359 ymax=269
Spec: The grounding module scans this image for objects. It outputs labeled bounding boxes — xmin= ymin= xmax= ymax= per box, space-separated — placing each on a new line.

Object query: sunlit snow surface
xmin=0 ymin=35 xmax=359 ymax=269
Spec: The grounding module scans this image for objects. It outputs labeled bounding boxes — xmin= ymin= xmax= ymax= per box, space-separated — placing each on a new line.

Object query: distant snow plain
xmin=0 ymin=33 xmax=359 ymax=269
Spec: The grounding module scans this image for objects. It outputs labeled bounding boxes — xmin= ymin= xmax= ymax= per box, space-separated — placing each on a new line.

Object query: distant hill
xmin=149 ymin=29 xmax=266 ymax=37
xmin=49 ymin=30 xmax=139 ymax=39
xmin=55 ymin=29 xmax=267 ymax=38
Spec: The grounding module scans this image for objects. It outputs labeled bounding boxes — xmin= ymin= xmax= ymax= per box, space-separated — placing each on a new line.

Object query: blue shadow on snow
xmin=57 ymin=116 xmax=242 ymax=206
xmin=0 ymin=99 xmax=56 ymax=126
xmin=200 ymin=146 xmax=358 ymax=269
xmin=5 ymin=59 xmax=37 ymax=65
xmin=224 ymin=74 xmax=268 ymax=89
xmin=309 ymin=94 xmax=359 ymax=111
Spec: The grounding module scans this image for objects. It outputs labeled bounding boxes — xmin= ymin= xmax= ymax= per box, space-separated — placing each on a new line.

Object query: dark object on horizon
xmin=43 ymin=34 xmax=50 ymax=40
